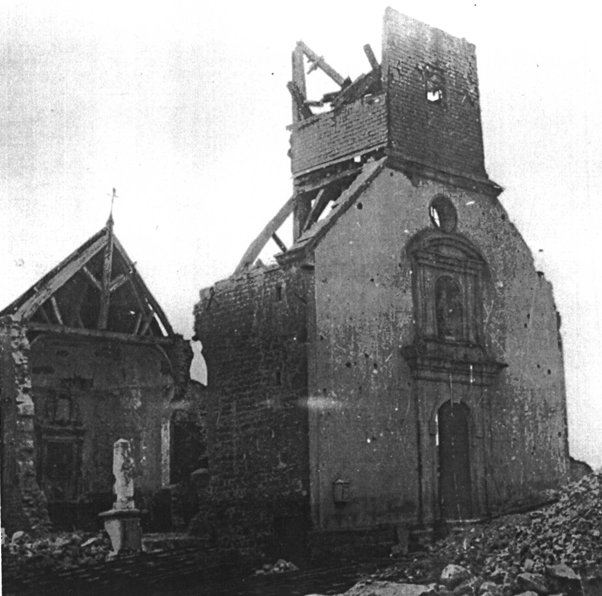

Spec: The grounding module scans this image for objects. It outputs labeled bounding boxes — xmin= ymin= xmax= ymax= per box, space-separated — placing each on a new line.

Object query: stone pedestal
xmin=99 ymin=438 xmax=142 ymax=554
xmin=98 ymin=508 xmax=142 ymax=553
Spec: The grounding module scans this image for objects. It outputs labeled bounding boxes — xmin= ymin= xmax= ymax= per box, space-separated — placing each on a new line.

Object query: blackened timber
xmin=292 ymin=46 xmax=307 ymax=122
xmin=287 ymin=82 xmax=313 ymax=120
xmin=271 ymin=233 xmax=287 ymax=253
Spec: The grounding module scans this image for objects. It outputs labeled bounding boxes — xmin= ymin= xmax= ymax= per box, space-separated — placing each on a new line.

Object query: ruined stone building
xmin=0 ymin=218 xmax=202 ymax=533
xmin=193 ymin=9 xmax=570 ymax=560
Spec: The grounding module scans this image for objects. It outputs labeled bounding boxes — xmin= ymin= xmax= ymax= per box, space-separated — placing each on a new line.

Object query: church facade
xmin=192 ymin=9 xmax=569 ymax=559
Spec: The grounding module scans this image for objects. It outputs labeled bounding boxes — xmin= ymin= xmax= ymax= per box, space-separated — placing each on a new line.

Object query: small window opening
xmin=275 ymin=284 xmax=283 ymax=301
xmin=429 ymin=195 xmax=457 ymax=232
xmin=424 ymin=66 xmax=445 ymax=104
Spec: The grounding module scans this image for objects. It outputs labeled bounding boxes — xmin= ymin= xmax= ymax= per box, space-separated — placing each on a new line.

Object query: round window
xmin=429 ymin=196 xmax=457 ymax=232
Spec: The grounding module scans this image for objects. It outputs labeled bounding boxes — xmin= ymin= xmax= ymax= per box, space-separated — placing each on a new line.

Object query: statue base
xmin=98 ymin=508 xmax=142 ymax=554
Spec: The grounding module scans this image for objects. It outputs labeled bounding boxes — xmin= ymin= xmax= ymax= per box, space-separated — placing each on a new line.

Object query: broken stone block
xmin=516 ymin=572 xmax=549 ymax=595
xmin=478 ymin=581 xmax=503 ymax=596
xmin=440 ymin=564 xmax=474 ymax=589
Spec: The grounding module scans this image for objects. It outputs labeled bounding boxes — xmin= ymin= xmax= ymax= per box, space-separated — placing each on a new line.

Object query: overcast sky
xmin=2 ymin=1 xmax=601 ymax=468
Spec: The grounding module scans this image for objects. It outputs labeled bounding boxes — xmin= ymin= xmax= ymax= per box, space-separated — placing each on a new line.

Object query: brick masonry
xmin=191 ymin=265 xmax=312 ymax=560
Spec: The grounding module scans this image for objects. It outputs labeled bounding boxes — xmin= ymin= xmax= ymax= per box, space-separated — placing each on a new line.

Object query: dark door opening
xmin=437 ymin=400 xmax=472 ymax=520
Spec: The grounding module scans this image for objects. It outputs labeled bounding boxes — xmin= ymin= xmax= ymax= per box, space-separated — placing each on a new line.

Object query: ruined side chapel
xmin=193 ymin=9 xmax=570 ymax=558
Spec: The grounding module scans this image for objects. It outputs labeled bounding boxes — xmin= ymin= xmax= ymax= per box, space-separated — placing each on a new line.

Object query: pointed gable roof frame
xmin=1 ymin=221 xmax=174 ymax=341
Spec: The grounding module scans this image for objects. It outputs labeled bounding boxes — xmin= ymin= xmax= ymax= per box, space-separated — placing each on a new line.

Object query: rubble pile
xmin=1 ymin=530 xmax=112 ymax=575
xmin=370 ymin=473 xmax=601 ymax=594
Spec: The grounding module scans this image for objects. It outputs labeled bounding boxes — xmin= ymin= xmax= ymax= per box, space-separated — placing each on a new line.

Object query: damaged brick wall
xmin=0 ymin=316 xmax=50 ymax=535
xmin=28 ymin=335 xmax=175 ymax=530
xmin=382 ymin=9 xmax=488 ymax=181
xmin=289 ymin=94 xmax=387 ymax=176
xmin=192 ymin=265 xmax=311 ymax=560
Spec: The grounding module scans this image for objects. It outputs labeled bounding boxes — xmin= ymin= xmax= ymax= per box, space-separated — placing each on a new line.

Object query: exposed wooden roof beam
xmin=297 ymin=41 xmax=347 ymax=87
xmin=271 ymin=232 xmax=287 ymax=253
xmin=15 ymin=234 xmax=107 ymax=319
xmin=112 ymin=237 xmax=174 ymax=336
xmin=97 ymin=223 xmax=114 ymax=330
xmin=27 ymin=322 xmax=174 ymax=346
xmin=302 ymin=187 xmax=332 ymax=232
xmin=363 ymin=44 xmax=380 ymax=70
xmin=82 ymin=266 xmax=102 ymax=291
xmin=234 ymin=195 xmax=297 ymax=275
xmin=287 ymin=82 xmax=313 ymax=120
xmin=50 ymin=296 xmax=63 ymax=325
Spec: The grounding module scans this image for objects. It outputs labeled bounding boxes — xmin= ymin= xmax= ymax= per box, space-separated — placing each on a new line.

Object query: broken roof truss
xmin=2 ymin=219 xmax=174 ymax=344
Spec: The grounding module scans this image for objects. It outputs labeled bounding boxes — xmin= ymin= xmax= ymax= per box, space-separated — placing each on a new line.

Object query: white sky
xmin=1 ymin=1 xmax=601 ymax=469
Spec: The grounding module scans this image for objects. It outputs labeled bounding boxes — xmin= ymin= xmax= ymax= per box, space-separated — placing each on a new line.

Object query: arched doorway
xmin=437 ymin=400 xmax=472 ymax=520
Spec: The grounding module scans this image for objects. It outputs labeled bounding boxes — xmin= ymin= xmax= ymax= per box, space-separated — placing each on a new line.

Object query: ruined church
xmin=192 ymin=9 xmax=570 ymax=559
xmin=0 ymin=218 xmax=200 ymax=533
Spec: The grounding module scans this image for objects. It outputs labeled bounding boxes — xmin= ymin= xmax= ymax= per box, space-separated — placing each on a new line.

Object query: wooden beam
xmin=287 ymin=82 xmax=312 ymax=119
xmin=109 ymin=272 xmax=130 ymax=293
xmin=234 ymin=195 xmax=297 ymax=275
xmin=133 ymin=311 xmax=143 ymax=335
xmin=140 ymin=311 xmax=155 ymax=336
xmin=97 ymin=226 xmax=114 ymax=330
xmin=297 ymin=41 xmax=346 ymax=87
xmin=27 ymin=322 xmax=173 ymax=346
xmin=16 ymin=234 xmax=107 ymax=319
xmin=50 ymin=296 xmax=64 ymax=325
xmin=112 ymin=237 xmax=174 ymax=336
xmin=303 ymin=187 xmax=332 ymax=232
xmin=82 ymin=266 xmax=102 ymax=291
xmin=363 ymin=44 xmax=380 ymax=70
xmin=292 ymin=45 xmax=307 ymax=123
xmin=271 ymin=233 xmax=287 ymax=253
xmin=38 ymin=303 xmax=52 ymax=324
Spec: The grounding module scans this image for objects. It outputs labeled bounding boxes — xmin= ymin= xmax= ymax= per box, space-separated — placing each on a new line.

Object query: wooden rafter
xmin=15 ymin=233 xmax=107 ymax=319
xmin=271 ymin=232 xmax=287 ymax=253
xmin=296 ymin=41 xmax=346 ymax=87
xmin=82 ymin=266 xmax=102 ymax=291
xmin=97 ymin=221 xmax=114 ymax=330
xmin=50 ymin=296 xmax=63 ymax=325
xmin=234 ymin=195 xmax=297 ymax=274
xmin=302 ymin=187 xmax=332 ymax=232
xmin=363 ymin=44 xmax=380 ymax=70
xmin=112 ymin=237 xmax=174 ymax=336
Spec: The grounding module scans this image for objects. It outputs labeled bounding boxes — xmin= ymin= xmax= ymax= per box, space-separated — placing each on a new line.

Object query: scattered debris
xmin=254 ymin=558 xmax=299 ymax=575
xmin=2 ymin=530 xmax=113 ymax=575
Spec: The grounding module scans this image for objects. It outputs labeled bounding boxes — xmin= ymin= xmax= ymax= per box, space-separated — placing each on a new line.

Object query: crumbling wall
xmin=0 ymin=316 xmax=50 ymax=534
xmin=289 ymin=94 xmax=387 ymax=176
xmin=382 ymin=8 xmax=488 ymax=181
xmin=192 ymin=265 xmax=311 ymax=560
xmin=29 ymin=335 xmax=175 ymax=529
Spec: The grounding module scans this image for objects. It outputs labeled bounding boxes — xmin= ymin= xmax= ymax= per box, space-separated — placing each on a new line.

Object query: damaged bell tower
xmin=195 ymin=8 xmax=570 ymax=560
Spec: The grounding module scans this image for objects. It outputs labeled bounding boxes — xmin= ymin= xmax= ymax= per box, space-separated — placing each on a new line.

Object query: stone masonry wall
xmin=192 ymin=265 xmax=311 ymax=560
xmin=29 ymin=335 xmax=175 ymax=530
xmin=0 ymin=316 xmax=50 ymax=534
xmin=310 ymin=165 xmax=568 ymax=530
